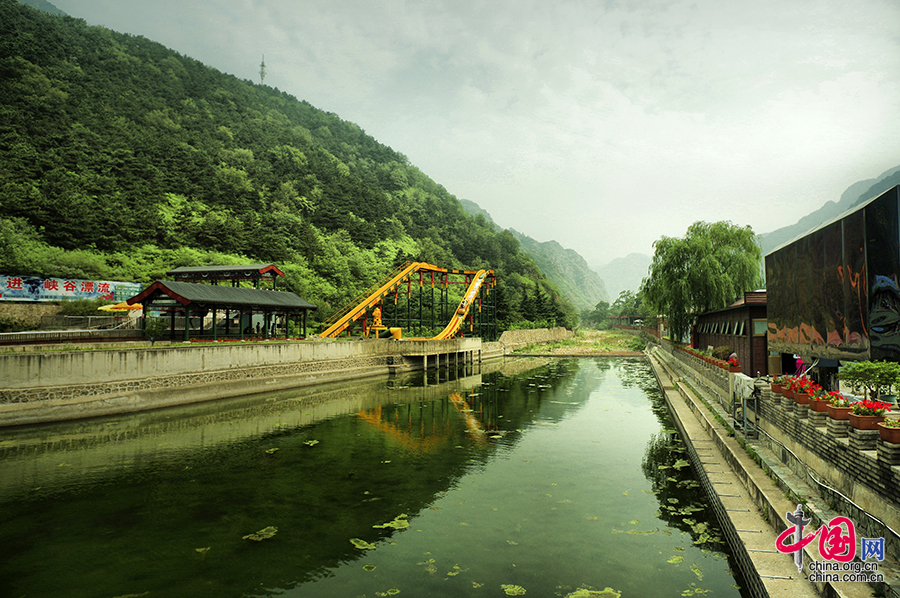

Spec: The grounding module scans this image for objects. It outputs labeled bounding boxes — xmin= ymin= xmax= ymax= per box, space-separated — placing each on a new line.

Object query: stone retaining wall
xmin=656 ymin=338 xmax=900 ymax=589
xmin=497 ymin=327 xmax=573 ymax=350
xmin=1 ymin=354 xmax=411 ymax=406
xmin=0 ymin=302 xmax=59 ymax=327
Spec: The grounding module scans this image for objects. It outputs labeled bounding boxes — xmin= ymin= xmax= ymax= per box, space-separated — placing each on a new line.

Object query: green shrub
xmin=56 ymin=298 xmax=115 ymax=316
xmin=142 ymin=317 xmax=169 ymax=345
xmin=0 ymin=316 xmax=37 ymax=333
xmin=711 ymin=346 xmax=733 ymax=360
xmin=628 ymin=335 xmax=647 ymax=351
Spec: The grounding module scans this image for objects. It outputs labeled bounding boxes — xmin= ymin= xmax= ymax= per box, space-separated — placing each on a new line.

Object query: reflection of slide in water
xmin=449 ymin=392 xmax=487 ymax=444
xmin=318 ymin=262 xmax=493 ymax=339
xmin=355 ymin=393 xmax=488 ymax=450
xmin=354 ymin=405 xmax=446 ymax=453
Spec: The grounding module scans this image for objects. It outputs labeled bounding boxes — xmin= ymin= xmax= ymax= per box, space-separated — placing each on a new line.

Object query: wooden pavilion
xmin=128 ymin=279 xmax=317 ymax=341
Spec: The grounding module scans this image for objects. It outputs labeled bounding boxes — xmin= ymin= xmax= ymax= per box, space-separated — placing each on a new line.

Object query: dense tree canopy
xmin=0 ymin=0 xmax=576 ymax=330
xmin=640 ymin=221 xmax=762 ymax=342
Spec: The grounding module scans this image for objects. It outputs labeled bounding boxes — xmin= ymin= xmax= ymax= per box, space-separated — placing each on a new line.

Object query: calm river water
xmin=0 ymin=357 xmax=745 ymax=598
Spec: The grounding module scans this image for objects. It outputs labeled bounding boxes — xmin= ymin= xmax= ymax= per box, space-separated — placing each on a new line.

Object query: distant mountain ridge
xmin=593 ymin=253 xmax=651 ymax=302
xmin=759 ymin=164 xmax=900 ymax=255
xmin=18 ymin=0 xmax=65 ymax=16
xmin=458 ymin=199 xmax=608 ymax=310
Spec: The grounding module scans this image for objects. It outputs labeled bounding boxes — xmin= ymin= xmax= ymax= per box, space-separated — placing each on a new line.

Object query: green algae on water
xmin=373 ymin=513 xmax=409 ymax=529
xmin=565 ymin=588 xmax=621 ymax=598
xmin=350 ymin=538 xmax=376 ymax=550
xmin=501 ymin=584 xmax=526 ymax=595
xmin=242 ymin=526 xmax=277 ymax=541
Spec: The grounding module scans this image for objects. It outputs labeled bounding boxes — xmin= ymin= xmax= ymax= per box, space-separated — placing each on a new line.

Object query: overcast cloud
xmin=52 ymin=0 xmax=900 ymax=268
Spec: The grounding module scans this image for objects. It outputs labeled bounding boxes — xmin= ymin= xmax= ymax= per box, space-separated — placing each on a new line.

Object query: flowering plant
xmin=829 ymin=394 xmax=851 ymax=408
xmin=789 ymin=377 xmax=815 ymax=395
xmin=881 ymin=418 xmax=900 ymax=428
xmin=850 ymin=399 xmax=892 ymax=417
xmin=773 ymin=375 xmax=790 ymax=386
xmin=727 ymin=356 xmax=740 ymax=367
xmin=809 ymin=386 xmax=830 ymax=402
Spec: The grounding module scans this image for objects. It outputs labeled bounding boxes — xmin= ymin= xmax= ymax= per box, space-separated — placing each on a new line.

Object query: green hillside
xmin=458 ymin=199 xmax=608 ymax=311
xmin=0 ymin=0 xmax=575 ymax=329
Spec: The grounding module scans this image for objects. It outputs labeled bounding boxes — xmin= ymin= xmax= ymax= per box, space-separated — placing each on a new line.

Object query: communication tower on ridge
xmin=259 ymin=55 xmax=266 ymax=85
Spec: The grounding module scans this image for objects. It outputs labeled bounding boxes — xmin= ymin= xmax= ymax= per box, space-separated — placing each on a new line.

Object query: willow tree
xmin=640 ymin=221 xmax=762 ymax=342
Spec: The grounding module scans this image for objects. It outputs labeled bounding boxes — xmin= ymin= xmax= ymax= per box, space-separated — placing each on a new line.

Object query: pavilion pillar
xmin=184 ymin=306 xmax=191 ymax=342
xmin=212 ymin=308 xmax=218 ymax=341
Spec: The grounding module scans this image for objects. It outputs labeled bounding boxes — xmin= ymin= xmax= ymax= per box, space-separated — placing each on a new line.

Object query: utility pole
xmin=259 ymin=54 xmax=266 ymax=85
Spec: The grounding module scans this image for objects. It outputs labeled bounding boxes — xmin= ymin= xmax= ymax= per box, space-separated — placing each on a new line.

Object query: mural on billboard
xmin=0 ymin=275 xmax=143 ymax=303
xmin=869 ymin=275 xmax=900 ymax=355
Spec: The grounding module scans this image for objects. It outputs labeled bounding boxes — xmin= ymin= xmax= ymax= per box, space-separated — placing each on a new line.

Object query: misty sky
xmin=51 ymin=0 xmax=900 ymax=268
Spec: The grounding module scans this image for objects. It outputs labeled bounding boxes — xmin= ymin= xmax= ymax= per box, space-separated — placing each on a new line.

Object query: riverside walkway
xmin=647 ymin=345 xmax=875 ymax=598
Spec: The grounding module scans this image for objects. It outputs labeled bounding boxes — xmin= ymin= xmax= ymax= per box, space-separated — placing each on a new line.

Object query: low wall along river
xmin=0 ymin=327 xmax=571 ymax=427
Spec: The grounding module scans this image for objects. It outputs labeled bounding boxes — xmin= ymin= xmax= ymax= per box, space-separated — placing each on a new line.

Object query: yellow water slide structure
xmin=429 ymin=269 xmax=489 ymax=340
xmin=318 ymin=262 xmax=494 ymax=340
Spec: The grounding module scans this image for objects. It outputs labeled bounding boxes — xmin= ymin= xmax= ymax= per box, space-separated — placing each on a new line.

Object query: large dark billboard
xmin=766 ymin=185 xmax=900 ymax=361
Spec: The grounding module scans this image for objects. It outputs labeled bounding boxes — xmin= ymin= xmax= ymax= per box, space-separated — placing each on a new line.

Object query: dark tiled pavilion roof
xmin=166 ymin=264 xmax=285 ymax=280
xmin=128 ymin=280 xmax=316 ymax=311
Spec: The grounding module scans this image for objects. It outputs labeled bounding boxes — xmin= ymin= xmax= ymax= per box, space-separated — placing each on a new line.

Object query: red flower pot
xmin=827 ymin=404 xmax=852 ymax=420
xmin=771 ymin=383 xmax=783 ymax=395
xmin=783 ymin=387 xmax=795 ymax=400
xmin=795 ymin=392 xmax=810 ymax=405
xmin=848 ymin=413 xmax=884 ymax=430
xmin=877 ymin=422 xmax=900 ymax=443
xmin=809 ymin=399 xmax=830 ymax=413
xmin=729 ymin=366 xmax=741 ymax=373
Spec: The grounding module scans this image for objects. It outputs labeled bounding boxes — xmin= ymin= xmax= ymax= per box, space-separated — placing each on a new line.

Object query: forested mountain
xmin=458 ymin=198 xmax=608 ymax=310
xmin=0 ymin=0 xmax=575 ymax=329
xmin=508 ymin=232 xmax=609 ymax=310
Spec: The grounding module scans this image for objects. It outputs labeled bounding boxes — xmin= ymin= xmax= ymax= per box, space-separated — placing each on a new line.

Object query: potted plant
xmin=790 ymin=377 xmax=814 ymax=404
xmin=848 ymin=399 xmax=892 ymax=430
xmin=727 ymin=356 xmax=741 ymax=373
xmin=826 ymin=394 xmax=852 ymax=420
xmin=877 ymin=418 xmax=900 ymax=443
xmin=809 ymin=387 xmax=832 ymax=412
xmin=771 ymin=375 xmax=789 ymax=395
xmin=838 ymin=361 xmax=900 ymax=401
xmin=782 ymin=376 xmax=796 ymax=400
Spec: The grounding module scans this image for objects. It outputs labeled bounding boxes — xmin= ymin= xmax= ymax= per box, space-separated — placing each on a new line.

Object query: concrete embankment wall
xmin=0 ymin=337 xmax=484 ymax=427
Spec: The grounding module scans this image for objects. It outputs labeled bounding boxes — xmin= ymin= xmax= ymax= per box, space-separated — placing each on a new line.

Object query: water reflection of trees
xmin=641 ymin=431 xmax=728 ymax=553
